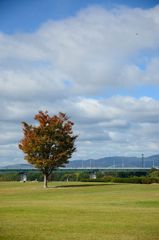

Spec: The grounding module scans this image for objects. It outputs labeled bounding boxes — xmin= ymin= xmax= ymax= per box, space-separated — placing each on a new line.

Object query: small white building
xmin=20 ymin=172 xmax=27 ymax=182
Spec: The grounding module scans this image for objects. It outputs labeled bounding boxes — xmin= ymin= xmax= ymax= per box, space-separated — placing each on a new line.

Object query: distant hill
xmin=1 ymin=155 xmax=159 ymax=169
xmin=1 ymin=164 xmax=35 ymax=169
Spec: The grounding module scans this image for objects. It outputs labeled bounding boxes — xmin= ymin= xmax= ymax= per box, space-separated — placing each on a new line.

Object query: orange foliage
xmin=19 ymin=111 xmax=77 ymax=177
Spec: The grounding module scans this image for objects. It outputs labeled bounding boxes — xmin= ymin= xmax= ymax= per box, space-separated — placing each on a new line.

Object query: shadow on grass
xmin=50 ymin=183 xmax=115 ymax=188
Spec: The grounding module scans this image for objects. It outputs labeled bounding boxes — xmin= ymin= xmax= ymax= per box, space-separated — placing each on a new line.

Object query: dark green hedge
xmin=88 ymin=176 xmax=159 ymax=184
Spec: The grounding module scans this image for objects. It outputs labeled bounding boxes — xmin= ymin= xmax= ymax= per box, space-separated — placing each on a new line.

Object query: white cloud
xmin=0 ymin=5 xmax=159 ymax=97
xmin=0 ymin=5 xmax=159 ymax=165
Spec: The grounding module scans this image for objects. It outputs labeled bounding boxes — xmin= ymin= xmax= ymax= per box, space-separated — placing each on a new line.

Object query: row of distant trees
xmin=1 ymin=168 xmax=159 ymax=183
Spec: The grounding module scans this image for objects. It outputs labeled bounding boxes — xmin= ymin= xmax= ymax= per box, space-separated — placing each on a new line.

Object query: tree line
xmin=1 ymin=168 xmax=159 ymax=183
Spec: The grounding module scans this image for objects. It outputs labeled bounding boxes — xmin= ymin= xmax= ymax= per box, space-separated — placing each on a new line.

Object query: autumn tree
xmin=19 ymin=111 xmax=77 ymax=188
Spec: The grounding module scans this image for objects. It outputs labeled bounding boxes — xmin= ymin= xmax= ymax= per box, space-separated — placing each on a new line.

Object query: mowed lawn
xmin=0 ymin=182 xmax=159 ymax=240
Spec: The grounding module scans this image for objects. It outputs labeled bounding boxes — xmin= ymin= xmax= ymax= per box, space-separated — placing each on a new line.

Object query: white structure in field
xmin=20 ymin=172 xmax=27 ymax=182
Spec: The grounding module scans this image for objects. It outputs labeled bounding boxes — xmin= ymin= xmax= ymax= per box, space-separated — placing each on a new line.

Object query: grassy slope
xmin=0 ymin=182 xmax=159 ymax=240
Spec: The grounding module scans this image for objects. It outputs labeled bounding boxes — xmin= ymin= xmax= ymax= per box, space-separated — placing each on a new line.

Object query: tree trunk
xmin=44 ymin=174 xmax=48 ymax=188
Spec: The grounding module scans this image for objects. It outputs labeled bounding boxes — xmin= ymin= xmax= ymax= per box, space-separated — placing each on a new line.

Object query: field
xmin=0 ymin=182 xmax=159 ymax=240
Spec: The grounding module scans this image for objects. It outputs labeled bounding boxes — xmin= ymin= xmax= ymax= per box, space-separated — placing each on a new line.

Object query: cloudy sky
xmin=0 ymin=0 xmax=159 ymax=166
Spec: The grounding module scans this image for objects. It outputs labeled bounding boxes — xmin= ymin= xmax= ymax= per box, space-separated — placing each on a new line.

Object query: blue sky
xmin=0 ymin=0 xmax=159 ymax=33
xmin=0 ymin=0 xmax=159 ymax=166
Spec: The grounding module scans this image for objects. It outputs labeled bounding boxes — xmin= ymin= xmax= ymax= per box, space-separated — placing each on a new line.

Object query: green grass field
xmin=0 ymin=182 xmax=159 ymax=240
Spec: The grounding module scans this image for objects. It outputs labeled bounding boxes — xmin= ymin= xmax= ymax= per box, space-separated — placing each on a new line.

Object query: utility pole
xmin=122 ymin=159 xmax=124 ymax=168
xmin=153 ymin=159 xmax=155 ymax=168
xmin=141 ymin=153 xmax=144 ymax=168
xmin=114 ymin=159 xmax=116 ymax=169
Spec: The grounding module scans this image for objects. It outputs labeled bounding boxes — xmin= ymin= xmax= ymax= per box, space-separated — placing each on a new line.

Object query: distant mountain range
xmin=1 ymin=163 xmax=34 ymax=169
xmin=67 ymin=155 xmax=159 ymax=168
xmin=1 ymin=155 xmax=159 ymax=169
